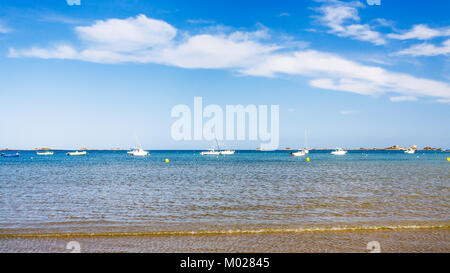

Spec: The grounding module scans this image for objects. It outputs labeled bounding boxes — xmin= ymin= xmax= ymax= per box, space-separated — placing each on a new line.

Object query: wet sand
xmin=1 ymin=228 xmax=448 ymax=253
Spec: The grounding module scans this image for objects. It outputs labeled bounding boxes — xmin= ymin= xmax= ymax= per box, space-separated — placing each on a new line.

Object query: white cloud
xmin=9 ymin=45 xmax=77 ymax=59
xmin=387 ymin=24 xmax=450 ymax=40
xmin=241 ymin=50 xmax=450 ymax=99
xmin=340 ymin=110 xmax=358 ymax=115
xmin=394 ymin=39 xmax=450 ymax=56
xmin=186 ymin=19 xmax=215 ymax=24
xmin=9 ymin=14 xmax=450 ymax=102
xmin=315 ymin=3 xmax=386 ymax=45
xmin=75 ymin=14 xmax=177 ymax=52
xmin=389 ymin=96 xmax=418 ymax=102
xmin=436 ymin=99 xmax=450 ymax=104
xmin=0 ymin=22 xmax=12 ymax=34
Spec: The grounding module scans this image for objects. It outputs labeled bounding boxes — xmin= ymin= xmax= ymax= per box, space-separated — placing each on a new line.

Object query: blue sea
xmin=0 ymin=149 xmax=448 ymax=240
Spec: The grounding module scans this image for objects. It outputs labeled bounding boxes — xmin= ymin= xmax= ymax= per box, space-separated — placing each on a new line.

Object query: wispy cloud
xmin=186 ymin=19 xmax=215 ymax=24
xmin=340 ymin=110 xmax=358 ymax=115
xmin=387 ymin=24 xmax=450 ymax=40
xmin=0 ymin=22 xmax=12 ymax=34
xmin=314 ymin=2 xmax=386 ymax=45
xmin=394 ymin=39 xmax=450 ymax=56
xmin=389 ymin=96 xmax=418 ymax=102
xmin=9 ymin=14 xmax=450 ymax=102
xmin=279 ymin=12 xmax=290 ymax=17
xmin=39 ymin=14 xmax=86 ymax=25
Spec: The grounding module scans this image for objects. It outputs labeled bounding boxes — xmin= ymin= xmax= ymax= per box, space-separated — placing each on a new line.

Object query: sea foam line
xmin=0 ymin=224 xmax=448 ymax=238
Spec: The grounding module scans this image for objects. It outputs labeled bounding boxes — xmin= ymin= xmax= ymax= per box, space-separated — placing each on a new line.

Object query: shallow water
xmin=0 ymin=150 xmax=449 ymax=251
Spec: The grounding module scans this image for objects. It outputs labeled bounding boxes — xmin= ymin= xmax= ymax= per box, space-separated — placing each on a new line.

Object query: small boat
xmin=36 ymin=151 xmax=54 ymax=156
xmin=128 ymin=148 xmax=149 ymax=156
xmin=200 ymin=149 xmax=220 ymax=155
xmin=405 ymin=148 xmax=415 ymax=154
xmin=201 ymin=138 xmax=224 ymax=155
xmin=303 ymin=130 xmax=309 ymax=154
xmin=66 ymin=151 xmax=87 ymax=156
xmin=219 ymin=149 xmax=235 ymax=155
xmin=128 ymin=135 xmax=150 ymax=156
xmin=291 ymin=150 xmax=306 ymax=157
xmin=331 ymin=148 xmax=347 ymax=155
xmin=1 ymin=152 xmax=20 ymax=158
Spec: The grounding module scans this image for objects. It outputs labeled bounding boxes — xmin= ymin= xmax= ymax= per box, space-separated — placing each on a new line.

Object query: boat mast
xmin=304 ymin=130 xmax=308 ymax=150
xmin=215 ymin=137 xmax=221 ymax=151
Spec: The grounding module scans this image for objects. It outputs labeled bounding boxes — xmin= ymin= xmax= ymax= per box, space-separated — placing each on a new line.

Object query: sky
xmin=0 ymin=0 xmax=449 ymax=150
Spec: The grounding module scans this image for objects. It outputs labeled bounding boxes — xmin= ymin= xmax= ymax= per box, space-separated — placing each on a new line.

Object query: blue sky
xmin=0 ymin=0 xmax=449 ymax=149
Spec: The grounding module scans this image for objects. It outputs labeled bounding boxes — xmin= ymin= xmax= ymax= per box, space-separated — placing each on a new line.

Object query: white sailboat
xmin=201 ymin=139 xmax=220 ymax=155
xmin=200 ymin=149 xmax=220 ymax=155
xmin=128 ymin=135 xmax=149 ymax=156
xmin=128 ymin=148 xmax=149 ymax=156
xmin=36 ymin=151 xmax=54 ymax=155
xmin=331 ymin=148 xmax=347 ymax=155
xmin=201 ymin=138 xmax=234 ymax=155
xmin=405 ymin=148 xmax=415 ymax=154
xmin=66 ymin=151 xmax=87 ymax=156
xmin=291 ymin=130 xmax=309 ymax=156
xmin=291 ymin=150 xmax=306 ymax=157
xmin=303 ymin=130 xmax=309 ymax=154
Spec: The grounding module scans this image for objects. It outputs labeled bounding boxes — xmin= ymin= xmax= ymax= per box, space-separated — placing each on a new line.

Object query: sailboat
xmin=218 ymin=140 xmax=235 ymax=155
xmin=128 ymin=135 xmax=149 ymax=156
xmin=291 ymin=130 xmax=309 ymax=157
xmin=404 ymin=148 xmax=415 ymax=154
xmin=66 ymin=151 xmax=87 ymax=156
xmin=201 ymin=138 xmax=232 ymax=155
xmin=220 ymin=149 xmax=235 ymax=155
xmin=200 ymin=149 xmax=220 ymax=155
xmin=36 ymin=151 xmax=54 ymax=155
xmin=291 ymin=150 xmax=306 ymax=157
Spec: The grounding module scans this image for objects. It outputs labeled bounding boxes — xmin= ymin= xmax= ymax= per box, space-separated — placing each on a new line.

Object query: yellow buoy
xmin=165 ymin=158 xmax=169 ymax=163
xmin=306 ymin=157 xmax=310 ymax=162
xmin=447 ymin=157 xmax=450 ymax=162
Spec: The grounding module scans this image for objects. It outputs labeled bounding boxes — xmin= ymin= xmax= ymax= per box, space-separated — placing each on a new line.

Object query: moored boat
xmin=1 ymin=152 xmax=20 ymax=158
xmin=66 ymin=151 xmax=87 ymax=156
xmin=331 ymin=148 xmax=347 ymax=156
xmin=220 ymin=149 xmax=235 ymax=155
xmin=291 ymin=150 xmax=306 ymax=157
xmin=200 ymin=149 xmax=220 ymax=155
xmin=36 ymin=151 xmax=54 ymax=155
xmin=128 ymin=148 xmax=149 ymax=156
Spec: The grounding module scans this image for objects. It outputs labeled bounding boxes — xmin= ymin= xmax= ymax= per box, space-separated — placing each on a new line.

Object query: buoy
xmin=447 ymin=157 xmax=450 ymax=162
xmin=306 ymin=157 xmax=310 ymax=162
xmin=165 ymin=158 xmax=169 ymax=163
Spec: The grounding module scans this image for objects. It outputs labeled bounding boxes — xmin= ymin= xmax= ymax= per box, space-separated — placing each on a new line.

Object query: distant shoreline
xmin=1 ymin=148 xmax=448 ymax=151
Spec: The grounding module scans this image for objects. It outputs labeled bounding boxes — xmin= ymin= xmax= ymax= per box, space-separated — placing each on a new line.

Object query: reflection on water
xmin=0 ymin=150 xmax=449 ymax=236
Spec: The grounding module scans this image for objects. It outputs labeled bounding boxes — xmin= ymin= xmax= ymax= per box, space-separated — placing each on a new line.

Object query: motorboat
xmin=405 ymin=148 xmax=415 ymax=154
xmin=331 ymin=148 xmax=347 ymax=155
xmin=128 ymin=148 xmax=149 ymax=156
xmin=66 ymin=151 xmax=87 ymax=156
xmin=1 ymin=152 xmax=19 ymax=158
xmin=36 ymin=151 xmax=54 ymax=155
